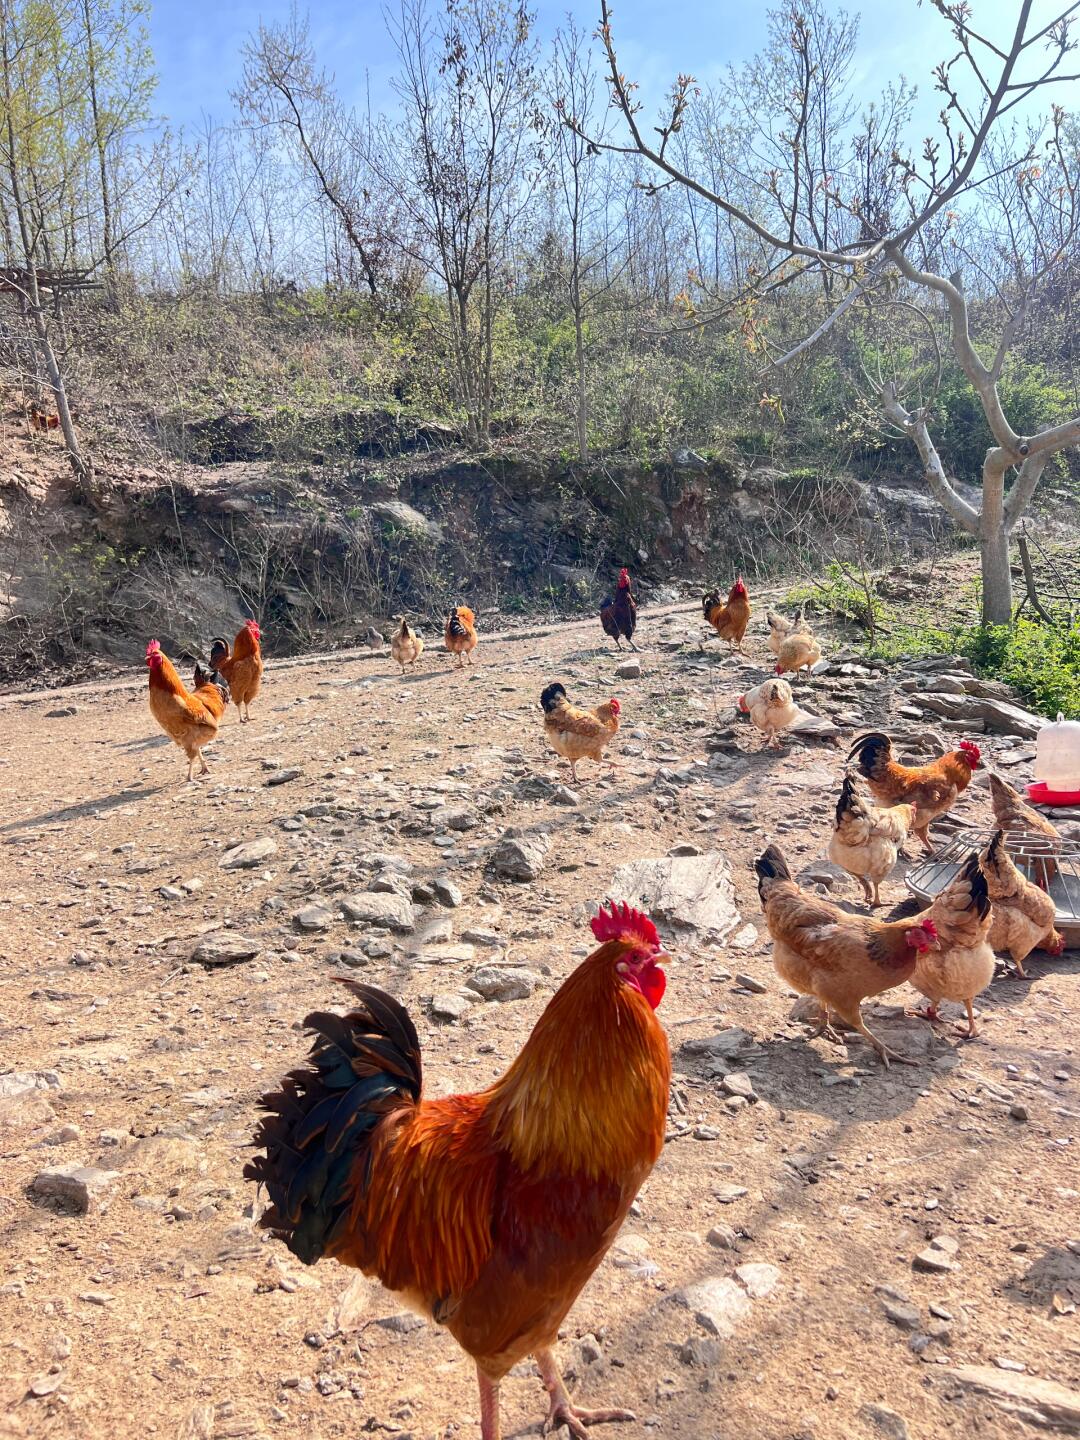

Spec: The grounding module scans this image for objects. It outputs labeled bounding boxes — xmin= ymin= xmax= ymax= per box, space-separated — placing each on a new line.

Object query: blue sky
xmin=148 ymin=0 xmax=1065 ymax=135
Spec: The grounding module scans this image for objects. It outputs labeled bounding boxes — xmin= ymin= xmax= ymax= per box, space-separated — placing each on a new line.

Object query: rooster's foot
xmin=543 ymin=1403 xmax=636 ymax=1440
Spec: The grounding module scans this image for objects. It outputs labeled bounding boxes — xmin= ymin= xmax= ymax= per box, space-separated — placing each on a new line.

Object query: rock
xmin=733 ymin=973 xmax=767 ymax=994
xmin=432 ymin=878 xmax=463 ymax=908
xmin=707 ymin=1224 xmax=738 ymax=1250
xmin=734 ymin=1262 xmax=780 ymax=1298
xmin=675 ymin=1276 xmax=752 ymax=1338
xmin=0 ymin=1070 xmax=61 ymax=1099
xmin=376 ymin=1311 xmax=427 ymax=1334
xmin=881 ymin=1299 xmax=921 ymax=1331
xmin=721 ymin=1073 xmax=757 ymax=1101
xmin=860 ymin=1403 xmax=911 ymax=1440
xmin=678 ymin=1336 xmax=721 ymax=1368
xmin=368 ymin=500 xmax=444 ymax=544
xmin=191 ymin=933 xmax=261 ymax=965
xmin=266 ymin=768 xmax=301 ymax=786
xmin=910 ymin=690 xmax=1046 ymax=739
xmin=431 ymin=992 xmax=471 ymax=1022
xmin=0 ymin=1091 xmax=56 ymax=1128
xmin=293 ymin=902 xmax=335 ymax=932
xmin=219 ymin=836 xmax=278 ymax=870
xmin=914 ymin=1235 xmax=958 ymax=1272
xmin=491 ymin=831 xmax=551 ymax=882
xmin=551 ymin=786 xmax=580 ymax=806
xmin=949 ymin=1365 xmax=1080 ymax=1431
xmin=615 ymin=658 xmax=642 ymax=679
xmin=341 ymin=891 xmax=416 ymax=932
xmin=31 ymin=1165 xmax=119 ymax=1214
xmin=46 ymin=705 xmax=78 ymax=718
xmin=466 ymin=966 xmax=539 ymax=1002
xmin=610 ymin=850 xmax=740 ymax=937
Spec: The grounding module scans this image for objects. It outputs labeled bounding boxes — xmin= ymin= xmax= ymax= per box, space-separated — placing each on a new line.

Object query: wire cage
xmin=906 ymin=826 xmax=1080 ymax=948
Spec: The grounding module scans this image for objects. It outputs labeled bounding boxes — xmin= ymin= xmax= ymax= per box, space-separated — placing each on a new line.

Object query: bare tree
xmin=377 ymin=0 xmax=542 ymax=446
xmin=577 ymin=0 xmax=1080 ymax=623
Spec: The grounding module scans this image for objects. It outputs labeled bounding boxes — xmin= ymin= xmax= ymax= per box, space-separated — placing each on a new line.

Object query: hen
xmin=445 ymin=606 xmax=478 ymax=667
xmin=703 ymin=578 xmax=751 ymax=651
xmin=988 ymin=771 xmax=1062 ymax=888
xmin=981 ymin=829 xmax=1064 ymax=976
xmin=766 ymin=608 xmax=804 ymax=657
xmin=246 ymin=901 xmax=671 ymax=1440
xmin=737 ymin=676 xmax=810 ymax=748
xmin=391 ymin=617 xmax=424 ymax=674
xmin=755 ymin=844 xmax=939 ymax=1067
xmin=540 ymin=683 xmax=620 ymax=783
xmin=848 ymin=731 xmax=980 ymax=851
xmin=146 ymin=642 xmax=229 ymax=782
xmin=600 ymin=568 xmax=638 ymax=651
xmin=905 ymin=852 xmax=995 ymax=1038
xmin=209 ymin=620 xmax=263 ymax=723
xmin=775 ymin=629 xmax=821 ymax=678
xmin=827 ymin=775 xmax=917 ymax=907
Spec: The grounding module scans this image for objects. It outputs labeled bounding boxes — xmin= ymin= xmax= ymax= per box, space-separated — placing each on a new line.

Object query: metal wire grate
xmin=906 ymin=826 xmax=1080 ymax=945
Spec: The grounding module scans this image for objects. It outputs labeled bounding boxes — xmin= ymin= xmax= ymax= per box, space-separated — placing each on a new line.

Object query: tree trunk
xmin=980 ymin=522 xmax=1012 ymax=625
xmin=573 ymin=297 xmax=587 ymax=463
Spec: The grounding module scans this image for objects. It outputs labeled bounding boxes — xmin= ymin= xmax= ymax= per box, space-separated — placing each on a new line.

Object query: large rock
xmin=675 ymin=1277 xmax=752 ymax=1338
xmin=949 ymin=1365 xmax=1080 ymax=1431
xmin=910 ymin=691 xmax=1046 ymax=739
xmin=31 ymin=1165 xmax=119 ymax=1214
xmin=191 ymin=933 xmax=262 ymax=965
xmin=610 ymin=851 xmax=740 ymax=937
xmin=466 ymin=966 xmax=540 ymax=1002
xmin=219 ymin=836 xmax=278 ymax=870
xmin=341 ymin=891 xmax=416 ymax=932
xmin=368 ymin=501 xmax=443 ymax=545
xmin=491 ymin=831 xmax=551 ymax=882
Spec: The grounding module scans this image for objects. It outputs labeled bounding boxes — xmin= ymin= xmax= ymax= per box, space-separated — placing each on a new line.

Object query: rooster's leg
xmin=477 ymin=1368 xmax=501 ymax=1440
xmin=956 ymin=1000 xmax=978 ymax=1039
xmin=185 ymin=754 xmax=195 ymax=783
xmin=1010 ymin=948 xmax=1028 ymax=979
xmin=535 ymin=1347 xmax=635 ymax=1439
xmin=626 ymin=636 xmax=639 ymax=652
xmin=839 ymin=1005 xmax=918 ymax=1068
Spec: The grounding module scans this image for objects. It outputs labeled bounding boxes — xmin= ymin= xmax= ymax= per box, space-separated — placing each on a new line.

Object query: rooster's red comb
xmin=959 ymin=740 xmax=981 ymax=758
xmin=146 ymin=640 xmax=161 ymax=656
xmin=919 ymin=918 xmax=939 ymax=939
xmin=591 ymin=900 xmax=659 ymax=950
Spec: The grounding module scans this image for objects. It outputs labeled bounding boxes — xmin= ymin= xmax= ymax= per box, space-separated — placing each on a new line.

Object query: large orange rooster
xmin=246 ymin=902 xmax=671 ymax=1440
xmin=146 ymin=642 xmax=229 ymax=782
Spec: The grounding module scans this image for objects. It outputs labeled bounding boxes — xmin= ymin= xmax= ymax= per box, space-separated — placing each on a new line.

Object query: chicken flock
xmin=137 ymin=569 xmax=1069 ymax=1440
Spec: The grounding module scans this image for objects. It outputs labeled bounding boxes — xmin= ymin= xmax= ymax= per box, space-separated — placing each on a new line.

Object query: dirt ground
xmin=1 ymin=596 xmax=1078 ymax=1440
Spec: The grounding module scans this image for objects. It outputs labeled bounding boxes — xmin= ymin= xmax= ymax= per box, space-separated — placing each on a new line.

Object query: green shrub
xmin=958 ymin=619 xmax=1080 ymax=719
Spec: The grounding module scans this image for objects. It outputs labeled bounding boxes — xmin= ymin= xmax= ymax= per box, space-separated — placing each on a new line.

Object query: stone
xmin=733 ymin=973 xmax=767 ymax=994
xmin=914 ymin=1236 xmax=958 ymax=1272
xmin=491 ymin=831 xmax=551 ymax=882
xmin=341 ymin=891 xmax=416 ymax=932
xmin=219 ymin=836 xmax=278 ymax=870
xmin=266 ymin=768 xmax=301 ymax=786
xmin=432 ymin=878 xmax=463 ymax=908
xmin=859 ymin=1404 xmax=911 ymax=1440
xmin=431 ymin=992 xmax=471 ymax=1022
xmin=721 ymin=1073 xmax=757 ymax=1101
xmin=466 ymin=966 xmax=539 ymax=1002
xmin=610 ymin=850 xmax=740 ymax=937
xmin=46 ymin=705 xmax=78 ymax=718
xmin=676 ymin=1276 xmax=752 ymax=1338
xmin=678 ymin=1336 xmax=721 ymax=1368
xmin=376 ymin=1311 xmax=426 ymax=1334
xmin=0 ymin=1070 xmax=61 ymax=1099
xmin=552 ymin=786 xmax=580 ymax=806
xmin=882 ymin=1300 xmax=921 ymax=1331
xmin=191 ymin=933 xmax=261 ymax=965
xmin=293 ymin=902 xmax=335 ymax=932
xmin=707 ymin=1224 xmax=738 ymax=1250
xmin=368 ymin=500 xmax=444 ymax=544
xmin=615 ymin=658 xmax=642 ymax=679
xmin=31 ymin=1165 xmax=119 ymax=1214
xmin=949 ymin=1365 xmax=1080 ymax=1431
xmin=734 ymin=1262 xmax=780 ymax=1298
xmin=910 ymin=691 xmax=1046 ymax=739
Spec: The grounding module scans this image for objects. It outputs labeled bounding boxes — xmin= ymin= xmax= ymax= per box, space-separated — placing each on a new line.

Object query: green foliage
xmin=786 ymin=562 xmax=888 ymax=633
xmin=959 ymin=619 xmax=1080 ymax=719
xmin=933 ymin=359 xmax=1072 ymax=481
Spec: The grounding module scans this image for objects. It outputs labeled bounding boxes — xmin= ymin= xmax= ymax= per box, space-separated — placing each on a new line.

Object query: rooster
xmin=827 ymin=775 xmax=918 ymax=907
xmin=391 ymin=617 xmax=424 ymax=674
xmin=600 ymin=568 xmax=638 ymax=651
xmin=209 ymin=620 xmax=263 ymax=723
xmin=755 ymin=843 xmax=939 ymax=1067
xmin=988 ymin=771 xmax=1062 ymax=889
xmin=848 ymin=731 xmax=980 ymax=852
xmin=703 ymin=578 xmax=751 ymax=651
xmin=981 ymin=829 xmax=1064 ymax=977
xmin=540 ymin=682 xmax=621 ymax=783
xmin=903 ymin=852 xmax=995 ymax=1038
xmin=445 ymin=606 xmax=478 ymax=667
xmin=146 ymin=642 xmax=229 ymax=782
xmin=246 ymin=901 xmax=671 ymax=1440
xmin=28 ymin=400 xmax=61 ymax=432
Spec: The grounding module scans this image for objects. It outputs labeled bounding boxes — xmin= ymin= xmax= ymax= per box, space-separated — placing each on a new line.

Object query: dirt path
xmin=1 ymin=601 xmax=1077 ymax=1440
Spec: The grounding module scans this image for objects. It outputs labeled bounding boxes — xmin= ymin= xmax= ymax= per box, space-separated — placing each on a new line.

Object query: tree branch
xmin=881 ymin=380 xmax=980 ymax=534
